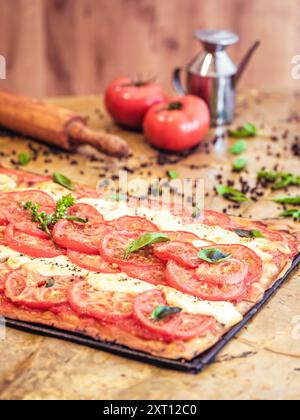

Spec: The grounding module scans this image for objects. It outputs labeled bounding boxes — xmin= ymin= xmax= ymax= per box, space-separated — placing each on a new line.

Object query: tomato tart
xmin=0 ymin=165 xmax=299 ymax=361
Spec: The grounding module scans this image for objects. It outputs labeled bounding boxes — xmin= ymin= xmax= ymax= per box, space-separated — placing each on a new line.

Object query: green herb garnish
xmin=273 ymin=196 xmax=300 ymax=205
xmin=197 ymin=248 xmax=232 ymax=263
xmin=234 ymin=229 xmax=264 ymax=239
xmin=124 ymin=233 xmax=170 ymax=259
xmin=216 ymin=185 xmax=250 ymax=203
xmin=167 ymin=170 xmax=179 ymax=180
xmin=280 ymin=209 xmax=300 ymax=221
xmin=151 ymin=306 xmax=182 ymax=321
xmin=53 ymin=172 xmax=75 ymax=191
xmin=18 ymin=152 xmax=32 ymax=166
xmin=228 ymin=123 xmax=257 ymax=138
xmin=233 ymin=157 xmax=247 ymax=172
xmin=45 ymin=279 xmax=55 ymax=288
xmin=106 ymin=194 xmax=128 ymax=202
xmin=23 ymin=195 xmax=88 ymax=245
xmin=229 ymin=140 xmax=247 ymax=155
xmin=257 ymin=171 xmax=300 ymax=190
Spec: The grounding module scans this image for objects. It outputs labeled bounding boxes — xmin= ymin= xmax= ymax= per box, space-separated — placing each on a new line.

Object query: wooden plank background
xmin=0 ymin=0 xmax=300 ymax=98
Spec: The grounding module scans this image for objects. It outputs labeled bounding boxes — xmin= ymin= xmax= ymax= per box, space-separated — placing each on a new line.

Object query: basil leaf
xmin=233 ymin=157 xmax=247 ymax=172
xmin=216 ymin=185 xmax=250 ymax=203
xmin=257 ymin=171 xmax=300 ymax=190
xmin=124 ymin=233 xmax=170 ymax=259
xmin=234 ymin=229 xmax=264 ymax=239
xmin=18 ymin=152 xmax=32 ymax=166
xmin=272 ymin=176 xmax=294 ymax=190
xmin=192 ymin=206 xmax=201 ymax=219
xmin=280 ymin=209 xmax=300 ymax=221
xmin=53 ymin=172 xmax=75 ymax=191
xmin=45 ymin=279 xmax=55 ymax=288
xmin=151 ymin=305 xmax=182 ymax=321
xmin=228 ymin=123 xmax=257 ymax=138
xmin=66 ymin=216 xmax=89 ymax=223
xmin=106 ymin=194 xmax=128 ymax=202
xmin=167 ymin=170 xmax=179 ymax=180
xmin=229 ymin=140 xmax=247 ymax=155
xmin=273 ymin=196 xmax=300 ymax=205
xmin=198 ymin=248 xmax=232 ymax=263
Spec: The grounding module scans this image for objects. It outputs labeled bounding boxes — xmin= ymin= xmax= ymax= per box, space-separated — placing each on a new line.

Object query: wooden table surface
xmin=0 ymin=90 xmax=300 ymax=400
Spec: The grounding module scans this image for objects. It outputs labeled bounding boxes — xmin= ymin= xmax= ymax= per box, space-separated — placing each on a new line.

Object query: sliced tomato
xmin=133 ymin=289 xmax=215 ymax=340
xmin=20 ymin=172 xmax=51 ymax=186
xmin=161 ymin=230 xmax=203 ymax=244
xmin=53 ymin=219 xmax=109 ymax=255
xmin=67 ymin=204 xmax=104 ymax=224
xmin=0 ymin=225 xmax=7 ymax=245
xmin=100 ymin=232 xmax=160 ymax=267
xmin=5 ymin=224 xmax=62 ymax=258
xmin=166 ymin=260 xmax=247 ymax=302
xmin=67 ymin=249 xmax=119 ymax=273
xmin=122 ymin=263 xmax=168 ymax=286
xmin=68 ymin=280 xmax=134 ymax=322
xmin=200 ymin=210 xmax=233 ymax=229
xmin=195 ymin=258 xmax=248 ymax=286
xmin=153 ymin=241 xmax=200 ymax=268
xmin=118 ymin=317 xmax=162 ymax=341
xmin=4 ymin=269 xmax=71 ymax=310
xmin=107 ymin=216 xmax=157 ymax=233
xmin=0 ymin=263 xmax=11 ymax=293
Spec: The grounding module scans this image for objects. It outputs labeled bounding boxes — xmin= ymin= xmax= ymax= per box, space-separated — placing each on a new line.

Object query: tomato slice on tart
xmin=67 ymin=203 xmax=104 ymax=224
xmin=53 ymin=219 xmax=109 ymax=255
xmin=5 ymin=269 xmax=71 ymax=310
xmin=5 ymin=224 xmax=62 ymax=258
xmin=161 ymin=231 xmax=200 ymax=243
xmin=67 ymin=249 xmax=119 ymax=273
xmin=100 ymin=232 xmax=160 ymax=267
xmin=0 ymin=263 xmax=11 ymax=293
xmin=195 ymin=258 xmax=248 ymax=286
xmin=153 ymin=241 xmax=200 ymax=269
xmin=122 ymin=263 xmax=168 ymax=286
xmin=200 ymin=210 xmax=233 ymax=229
xmin=133 ymin=289 xmax=215 ymax=340
xmin=118 ymin=317 xmax=162 ymax=341
xmin=107 ymin=216 xmax=157 ymax=233
xmin=0 ymin=225 xmax=7 ymax=245
xmin=166 ymin=260 xmax=248 ymax=302
xmin=68 ymin=280 xmax=134 ymax=322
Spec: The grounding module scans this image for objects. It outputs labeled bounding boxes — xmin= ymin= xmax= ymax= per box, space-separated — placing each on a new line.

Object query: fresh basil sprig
xmin=18 ymin=152 xmax=32 ymax=166
xmin=198 ymin=248 xmax=232 ymax=263
xmin=273 ymin=196 xmax=300 ymax=205
xmin=228 ymin=123 xmax=257 ymax=138
xmin=216 ymin=185 xmax=250 ymax=203
xmin=124 ymin=233 xmax=170 ymax=259
xmin=257 ymin=171 xmax=300 ymax=190
xmin=151 ymin=306 xmax=182 ymax=321
xmin=229 ymin=140 xmax=247 ymax=155
xmin=280 ymin=209 xmax=300 ymax=221
xmin=167 ymin=170 xmax=179 ymax=180
xmin=53 ymin=172 xmax=75 ymax=191
xmin=234 ymin=229 xmax=264 ymax=239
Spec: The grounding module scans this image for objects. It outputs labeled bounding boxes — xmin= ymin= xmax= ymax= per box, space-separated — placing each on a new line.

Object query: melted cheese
xmin=0 ymin=174 xmax=17 ymax=191
xmin=87 ymin=272 xmax=155 ymax=294
xmin=34 ymin=181 xmax=75 ymax=201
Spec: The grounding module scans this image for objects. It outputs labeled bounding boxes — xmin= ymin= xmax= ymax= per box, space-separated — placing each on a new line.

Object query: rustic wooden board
xmin=0 ymin=91 xmax=300 ymax=399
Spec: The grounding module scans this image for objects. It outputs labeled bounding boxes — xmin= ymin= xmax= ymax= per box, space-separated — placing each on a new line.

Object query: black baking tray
xmin=4 ymin=254 xmax=300 ymax=374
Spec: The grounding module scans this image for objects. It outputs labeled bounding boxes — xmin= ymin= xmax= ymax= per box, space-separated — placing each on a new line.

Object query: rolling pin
xmin=0 ymin=91 xmax=129 ymax=157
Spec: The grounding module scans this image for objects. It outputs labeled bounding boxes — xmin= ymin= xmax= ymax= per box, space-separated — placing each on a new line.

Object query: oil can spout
xmin=235 ymin=41 xmax=260 ymax=86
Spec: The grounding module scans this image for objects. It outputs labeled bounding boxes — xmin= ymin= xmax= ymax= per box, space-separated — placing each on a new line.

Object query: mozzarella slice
xmin=22 ymin=256 xmax=88 ymax=277
xmin=160 ymin=286 xmax=243 ymax=328
xmin=34 ymin=181 xmax=75 ymax=201
xmin=0 ymin=174 xmax=17 ymax=191
xmin=0 ymin=245 xmax=22 ymax=263
xmin=87 ymin=272 xmax=156 ymax=294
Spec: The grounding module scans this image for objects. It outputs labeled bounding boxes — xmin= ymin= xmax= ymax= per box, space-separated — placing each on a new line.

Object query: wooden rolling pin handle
xmin=68 ymin=121 xmax=129 ymax=158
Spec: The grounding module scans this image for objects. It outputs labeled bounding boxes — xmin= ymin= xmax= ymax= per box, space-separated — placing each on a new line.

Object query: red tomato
xmin=0 ymin=263 xmax=11 ymax=293
xmin=67 ymin=204 xmax=104 ymax=224
xmin=107 ymin=216 xmax=158 ymax=233
xmin=161 ymin=231 xmax=206 ymax=244
xmin=119 ymin=317 xmax=161 ymax=341
xmin=100 ymin=232 xmax=160 ymax=267
xmin=133 ymin=289 xmax=215 ymax=341
xmin=166 ymin=260 xmax=247 ymax=302
xmin=0 ymin=225 xmax=7 ymax=245
xmin=122 ymin=263 xmax=168 ymax=286
xmin=143 ymin=95 xmax=210 ymax=152
xmin=195 ymin=258 xmax=248 ymax=286
xmin=105 ymin=77 xmax=166 ymax=129
xmin=67 ymin=249 xmax=119 ymax=273
xmin=5 ymin=224 xmax=62 ymax=258
xmin=5 ymin=269 xmax=71 ymax=310
xmin=53 ymin=220 xmax=108 ymax=255
xmin=153 ymin=241 xmax=200 ymax=269
xmin=200 ymin=210 xmax=233 ymax=229
xmin=68 ymin=280 xmax=134 ymax=322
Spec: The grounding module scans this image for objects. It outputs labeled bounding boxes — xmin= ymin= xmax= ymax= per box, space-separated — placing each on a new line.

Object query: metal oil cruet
xmin=173 ymin=29 xmax=260 ymax=126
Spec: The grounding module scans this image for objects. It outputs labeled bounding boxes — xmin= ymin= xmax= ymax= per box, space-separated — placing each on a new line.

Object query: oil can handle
xmin=172 ymin=67 xmax=187 ymax=96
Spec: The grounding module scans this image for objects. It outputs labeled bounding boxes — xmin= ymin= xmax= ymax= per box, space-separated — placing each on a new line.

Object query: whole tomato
xmin=105 ymin=77 xmax=166 ymax=129
xmin=143 ymin=95 xmax=210 ymax=152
